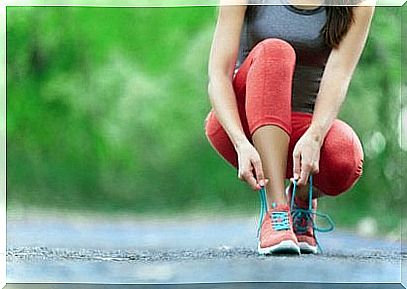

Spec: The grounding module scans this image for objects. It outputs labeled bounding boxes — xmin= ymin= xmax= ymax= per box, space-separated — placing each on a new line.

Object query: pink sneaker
xmin=286 ymin=184 xmax=319 ymax=254
xmin=285 ymin=176 xmax=335 ymax=254
xmin=257 ymin=202 xmax=300 ymax=255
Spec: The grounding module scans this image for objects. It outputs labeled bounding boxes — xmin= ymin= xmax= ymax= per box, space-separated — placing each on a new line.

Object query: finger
xmin=293 ymin=150 xmax=301 ymax=180
xmin=237 ymin=170 xmax=244 ymax=181
xmin=244 ymin=171 xmax=260 ymax=191
xmin=252 ymin=158 xmax=265 ymax=186
xmin=238 ymin=162 xmax=249 ymax=181
xmin=312 ymin=161 xmax=320 ymax=174
xmin=299 ymin=162 xmax=311 ymax=186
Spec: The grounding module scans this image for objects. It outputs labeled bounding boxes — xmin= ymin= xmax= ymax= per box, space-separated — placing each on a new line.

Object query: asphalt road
xmin=6 ymin=210 xmax=407 ymax=284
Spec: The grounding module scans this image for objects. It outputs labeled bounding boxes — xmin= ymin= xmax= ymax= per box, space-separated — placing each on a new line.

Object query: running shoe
xmin=257 ymin=187 xmax=300 ymax=255
xmin=285 ymin=176 xmax=335 ymax=254
xmin=286 ymin=184 xmax=319 ymax=254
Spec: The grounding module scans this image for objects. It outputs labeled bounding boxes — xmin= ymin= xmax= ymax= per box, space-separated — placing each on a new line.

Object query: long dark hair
xmin=322 ymin=3 xmax=355 ymax=49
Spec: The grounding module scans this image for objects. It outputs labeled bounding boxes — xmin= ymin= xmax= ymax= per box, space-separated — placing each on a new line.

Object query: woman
xmin=204 ymin=0 xmax=375 ymax=255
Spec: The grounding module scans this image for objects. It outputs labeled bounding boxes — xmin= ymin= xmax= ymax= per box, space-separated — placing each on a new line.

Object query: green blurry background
xmin=6 ymin=6 xmax=406 ymax=234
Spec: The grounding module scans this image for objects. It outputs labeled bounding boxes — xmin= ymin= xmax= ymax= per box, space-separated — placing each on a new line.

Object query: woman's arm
xmin=293 ymin=1 xmax=376 ymax=185
xmin=208 ymin=2 xmax=247 ymax=149
xmin=308 ymin=1 xmax=376 ymax=143
xmin=207 ymin=1 xmax=268 ymax=190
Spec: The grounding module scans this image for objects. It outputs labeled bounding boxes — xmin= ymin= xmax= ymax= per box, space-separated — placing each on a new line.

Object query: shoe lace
xmin=256 ymin=186 xmax=290 ymax=238
xmin=289 ymin=175 xmax=335 ymax=253
xmin=271 ymin=211 xmax=290 ymax=231
xmin=257 ymin=185 xmax=268 ymax=238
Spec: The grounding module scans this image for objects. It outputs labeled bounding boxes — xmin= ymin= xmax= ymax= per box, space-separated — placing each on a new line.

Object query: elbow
xmin=207 ymin=71 xmax=231 ymax=101
xmin=207 ymin=79 xmax=215 ymax=102
xmin=207 ymin=78 xmax=212 ymax=97
xmin=207 ymin=73 xmax=217 ymax=102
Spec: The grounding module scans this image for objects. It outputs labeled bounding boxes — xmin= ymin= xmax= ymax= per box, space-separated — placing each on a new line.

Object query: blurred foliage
xmin=6 ymin=6 xmax=406 ymax=232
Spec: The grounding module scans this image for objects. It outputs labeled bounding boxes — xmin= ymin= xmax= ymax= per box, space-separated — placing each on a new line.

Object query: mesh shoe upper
xmin=259 ymin=203 xmax=299 ymax=249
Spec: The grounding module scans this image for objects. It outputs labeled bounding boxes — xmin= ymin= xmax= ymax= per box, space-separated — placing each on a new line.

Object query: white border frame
xmin=3 ymin=0 xmax=407 ymax=6
xmin=2 ymin=1 xmax=406 ymax=288
xmin=1 ymin=0 xmax=6 ymax=288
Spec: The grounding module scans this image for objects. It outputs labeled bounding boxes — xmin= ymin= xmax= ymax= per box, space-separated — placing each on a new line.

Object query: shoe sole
xmin=258 ymin=240 xmax=300 ymax=255
xmin=298 ymin=242 xmax=318 ymax=254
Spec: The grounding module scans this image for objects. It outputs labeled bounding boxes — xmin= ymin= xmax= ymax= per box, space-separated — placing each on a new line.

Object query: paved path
xmin=6 ymin=211 xmax=407 ymax=284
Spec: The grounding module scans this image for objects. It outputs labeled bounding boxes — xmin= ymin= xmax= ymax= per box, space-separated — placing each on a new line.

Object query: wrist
xmin=234 ymin=137 xmax=251 ymax=151
xmin=308 ymin=123 xmax=326 ymax=146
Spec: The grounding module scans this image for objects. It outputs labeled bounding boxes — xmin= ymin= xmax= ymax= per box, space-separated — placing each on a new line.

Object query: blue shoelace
xmin=290 ymin=175 xmax=335 ymax=253
xmin=257 ymin=185 xmax=290 ymax=238
xmin=257 ymin=175 xmax=335 ymax=253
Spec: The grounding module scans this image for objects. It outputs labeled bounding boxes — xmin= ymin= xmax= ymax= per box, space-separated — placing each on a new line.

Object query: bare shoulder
xmin=217 ymin=0 xmax=248 ymax=17
xmin=208 ymin=1 xmax=248 ymax=78
xmin=219 ymin=0 xmax=249 ymax=7
xmin=353 ymin=0 xmax=376 ymax=15
xmin=213 ymin=2 xmax=247 ymax=46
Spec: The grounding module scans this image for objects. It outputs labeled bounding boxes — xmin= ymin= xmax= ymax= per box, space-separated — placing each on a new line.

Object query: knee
xmin=252 ymin=38 xmax=296 ymax=64
xmin=328 ymin=156 xmax=364 ymax=196
xmin=320 ymin=120 xmax=364 ymax=196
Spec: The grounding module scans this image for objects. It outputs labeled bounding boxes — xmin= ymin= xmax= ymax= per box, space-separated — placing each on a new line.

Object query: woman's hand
xmin=292 ymin=127 xmax=323 ymax=186
xmin=236 ymin=140 xmax=269 ymax=191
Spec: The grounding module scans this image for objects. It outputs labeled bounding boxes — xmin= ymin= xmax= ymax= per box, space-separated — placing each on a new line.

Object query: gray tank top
xmin=235 ymin=0 xmax=332 ymax=114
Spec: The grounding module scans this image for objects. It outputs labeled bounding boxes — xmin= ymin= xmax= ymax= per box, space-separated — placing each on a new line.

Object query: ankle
xmin=268 ymin=199 xmax=288 ymax=210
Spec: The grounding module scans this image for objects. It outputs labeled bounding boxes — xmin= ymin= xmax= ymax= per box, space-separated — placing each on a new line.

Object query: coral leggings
xmin=204 ymin=38 xmax=364 ymax=196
